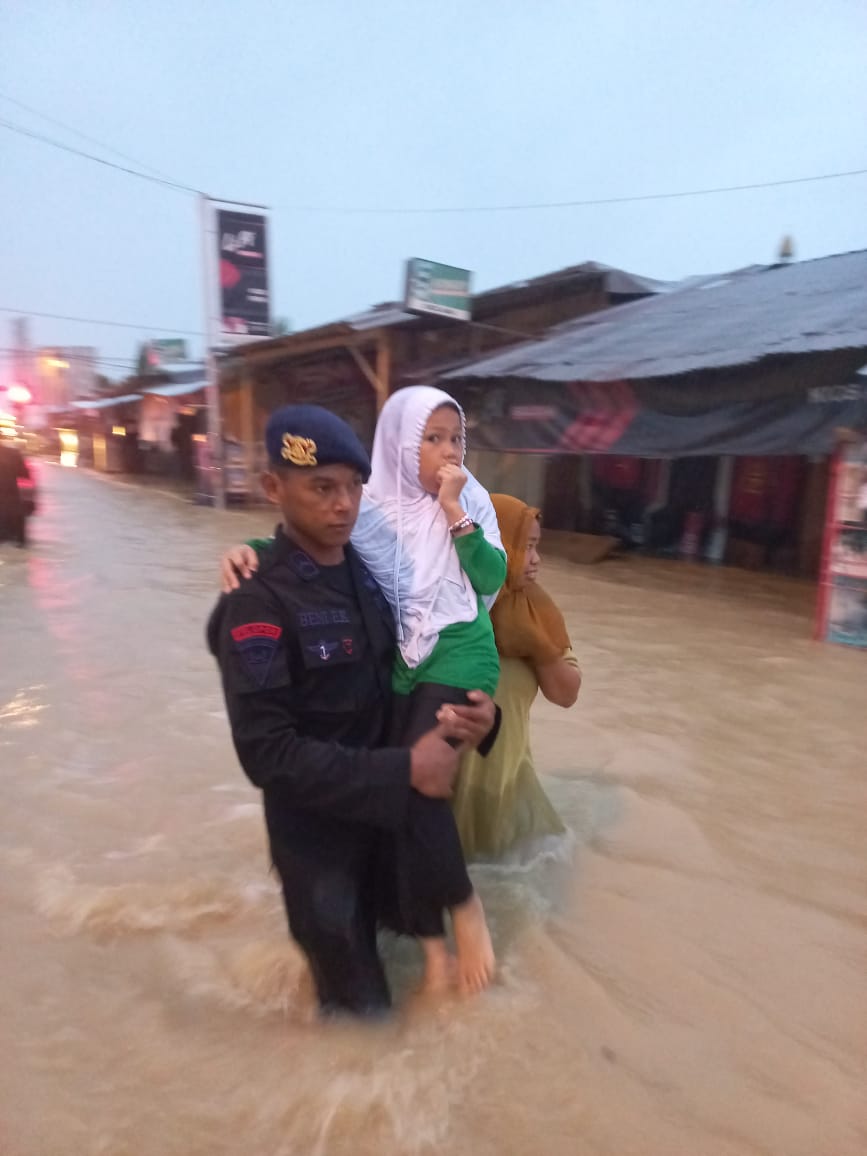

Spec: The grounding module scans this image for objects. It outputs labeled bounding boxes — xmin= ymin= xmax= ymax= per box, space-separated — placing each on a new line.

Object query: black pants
xmin=389 ymin=683 xmax=475 ymax=940
xmin=268 ymin=810 xmax=392 ymax=1018
xmin=263 ymin=684 xmax=476 ymax=1016
xmin=0 ymin=508 xmax=26 ymax=546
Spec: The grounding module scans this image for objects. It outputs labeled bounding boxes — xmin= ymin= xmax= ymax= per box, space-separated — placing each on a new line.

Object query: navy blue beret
xmin=264 ymin=404 xmax=371 ymax=481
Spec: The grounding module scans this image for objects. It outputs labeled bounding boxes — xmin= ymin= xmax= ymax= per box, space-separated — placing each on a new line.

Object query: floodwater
xmin=1 ymin=465 xmax=865 ymax=1156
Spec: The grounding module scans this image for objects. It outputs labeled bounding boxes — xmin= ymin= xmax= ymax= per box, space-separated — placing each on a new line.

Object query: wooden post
xmin=375 ymin=332 xmax=391 ymax=411
xmin=240 ymin=370 xmax=255 ymax=482
xmin=802 ymin=454 xmax=833 ymax=582
xmin=814 ymin=448 xmax=840 ymax=638
xmin=347 ymin=342 xmax=389 ymax=412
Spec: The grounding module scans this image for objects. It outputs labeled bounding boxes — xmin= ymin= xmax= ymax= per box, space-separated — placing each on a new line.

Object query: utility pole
xmin=198 ymin=194 xmax=224 ymax=508
xmin=199 ymin=193 xmax=271 ymax=509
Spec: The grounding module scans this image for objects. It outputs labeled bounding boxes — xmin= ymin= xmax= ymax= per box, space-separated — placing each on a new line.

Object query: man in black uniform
xmin=0 ymin=441 xmax=31 ymax=547
xmin=207 ymin=405 xmax=497 ymax=1018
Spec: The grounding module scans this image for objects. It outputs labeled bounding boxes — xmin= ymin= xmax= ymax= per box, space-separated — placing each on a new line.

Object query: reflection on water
xmin=0 ymin=687 xmax=47 ymax=726
xmin=1 ymin=467 xmax=865 ymax=1156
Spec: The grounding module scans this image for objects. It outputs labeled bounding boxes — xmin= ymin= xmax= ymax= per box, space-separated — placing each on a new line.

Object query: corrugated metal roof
xmin=342 ymin=303 xmax=417 ymax=331
xmin=226 ymin=261 xmax=667 ymax=360
xmin=340 ymin=263 xmax=669 ymax=332
xmin=445 ymin=250 xmax=867 ymax=385
xmin=485 ymin=260 xmax=671 ymax=299
xmin=149 ymin=362 xmax=205 ymax=379
xmin=70 ymin=393 xmax=142 ymax=410
xmin=140 ymin=380 xmax=206 ymax=398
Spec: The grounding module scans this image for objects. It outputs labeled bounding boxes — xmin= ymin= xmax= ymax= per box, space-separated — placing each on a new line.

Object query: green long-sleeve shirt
xmin=391 ymin=526 xmax=505 ymax=697
xmin=245 ymin=527 xmax=505 ymax=697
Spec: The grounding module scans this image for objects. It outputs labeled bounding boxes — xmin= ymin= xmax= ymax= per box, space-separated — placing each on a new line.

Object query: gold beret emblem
xmin=281 ymin=433 xmax=318 ymax=467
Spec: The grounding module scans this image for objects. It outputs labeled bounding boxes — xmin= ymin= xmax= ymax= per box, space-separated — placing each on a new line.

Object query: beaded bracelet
xmin=448 ymin=514 xmax=474 ymax=536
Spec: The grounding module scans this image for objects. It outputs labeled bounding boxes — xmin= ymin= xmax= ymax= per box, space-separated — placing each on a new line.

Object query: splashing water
xmin=1 ymin=467 xmax=865 ymax=1156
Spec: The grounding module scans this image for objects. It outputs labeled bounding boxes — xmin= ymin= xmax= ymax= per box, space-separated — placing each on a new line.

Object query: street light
xmin=8 ymin=383 xmax=32 ymax=405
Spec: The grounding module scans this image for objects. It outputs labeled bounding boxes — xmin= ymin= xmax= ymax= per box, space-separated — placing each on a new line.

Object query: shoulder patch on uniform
xmin=231 ymin=622 xmax=282 ymax=643
xmin=230 ymin=622 xmax=282 ymax=686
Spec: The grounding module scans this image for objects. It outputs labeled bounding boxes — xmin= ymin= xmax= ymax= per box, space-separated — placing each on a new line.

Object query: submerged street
xmin=1 ymin=464 xmax=865 ymax=1156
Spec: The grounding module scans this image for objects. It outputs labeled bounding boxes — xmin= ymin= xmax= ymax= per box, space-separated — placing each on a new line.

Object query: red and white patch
xmin=231 ymin=622 xmax=282 ymax=643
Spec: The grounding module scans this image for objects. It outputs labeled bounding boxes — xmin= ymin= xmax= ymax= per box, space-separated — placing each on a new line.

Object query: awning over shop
xmin=446 ymin=251 xmax=867 ymax=457
xmin=70 ymin=394 xmax=142 ymax=410
xmin=140 ymin=380 xmax=206 ymax=399
xmin=455 ymin=377 xmax=867 ymax=458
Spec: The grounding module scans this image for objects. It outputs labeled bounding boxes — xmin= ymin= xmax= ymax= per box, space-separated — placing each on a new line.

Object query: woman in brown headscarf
xmin=452 ymin=494 xmax=581 ymax=861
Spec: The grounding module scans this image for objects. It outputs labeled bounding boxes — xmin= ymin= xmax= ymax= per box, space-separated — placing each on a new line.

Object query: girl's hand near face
xmin=436 ymin=463 xmax=468 ymax=512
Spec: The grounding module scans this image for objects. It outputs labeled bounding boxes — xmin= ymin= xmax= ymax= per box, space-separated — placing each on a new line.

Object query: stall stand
xmin=816 ymin=433 xmax=867 ymax=647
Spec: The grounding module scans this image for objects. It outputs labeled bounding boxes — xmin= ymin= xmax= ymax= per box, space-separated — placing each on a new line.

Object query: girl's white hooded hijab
xmin=350 ymin=386 xmax=503 ymax=669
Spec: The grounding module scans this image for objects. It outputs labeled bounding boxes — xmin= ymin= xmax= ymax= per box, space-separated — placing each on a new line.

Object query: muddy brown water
xmin=1 ymin=466 xmax=865 ymax=1155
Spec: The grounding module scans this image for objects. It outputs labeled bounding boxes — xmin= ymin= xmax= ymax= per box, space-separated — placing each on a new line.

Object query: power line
xmin=0 ymin=346 xmax=137 ymax=359
xmin=2 ymin=103 xmax=865 ymax=215
xmin=0 ymin=305 xmax=205 ymax=337
xmin=282 ymin=167 xmax=867 ymax=215
xmin=0 ymin=348 xmax=138 ymax=368
xmin=0 ymin=117 xmax=202 ymax=195
xmin=0 ymin=91 xmax=177 ymax=180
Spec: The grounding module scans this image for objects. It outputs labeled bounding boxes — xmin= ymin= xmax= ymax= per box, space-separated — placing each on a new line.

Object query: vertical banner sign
xmin=216 ymin=210 xmax=271 ymax=338
xmin=816 ymin=436 xmax=867 ymax=647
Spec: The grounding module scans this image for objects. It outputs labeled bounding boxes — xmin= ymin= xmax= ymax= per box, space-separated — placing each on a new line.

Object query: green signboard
xmin=149 ymin=338 xmax=188 ymax=364
xmin=404 ymin=258 xmax=472 ymax=321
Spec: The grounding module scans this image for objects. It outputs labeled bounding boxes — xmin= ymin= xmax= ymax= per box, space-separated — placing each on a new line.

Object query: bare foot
xmin=451 ymin=892 xmax=495 ymax=996
xmin=419 ymin=936 xmax=458 ymax=994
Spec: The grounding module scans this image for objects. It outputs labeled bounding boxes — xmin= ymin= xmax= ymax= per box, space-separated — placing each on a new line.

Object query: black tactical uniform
xmin=208 ymin=528 xmax=452 ymax=1015
xmin=0 ymin=443 xmax=29 ymax=546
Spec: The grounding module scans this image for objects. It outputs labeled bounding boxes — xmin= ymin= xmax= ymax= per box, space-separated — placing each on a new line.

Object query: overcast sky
xmin=1 ymin=0 xmax=865 ymax=379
